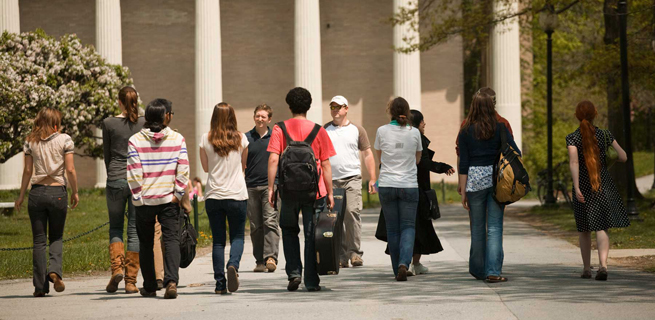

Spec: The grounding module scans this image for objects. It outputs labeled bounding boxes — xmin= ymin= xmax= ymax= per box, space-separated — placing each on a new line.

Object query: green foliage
xmin=0 ymin=29 xmax=137 ymax=162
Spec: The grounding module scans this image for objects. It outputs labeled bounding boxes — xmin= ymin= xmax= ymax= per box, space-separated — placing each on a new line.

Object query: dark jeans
xmin=378 ymin=187 xmax=419 ymax=276
xmin=205 ymin=199 xmax=247 ymax=291
xmin=106 ymin=179 xmax=139 ymax=252
xmin=279 ymin=197 xmax=324 ymax=289
xmin=135 ymin=203 xmax=181 ymax=292
xmin=28 ymin=185 xmax=68 ymax=293
xmin=467 ymin=187 xmax=505 ymax=279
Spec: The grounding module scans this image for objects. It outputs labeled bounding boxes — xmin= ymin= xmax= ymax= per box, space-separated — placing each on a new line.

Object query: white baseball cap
xmin=330 ymin=95 xmax=348 ymax=106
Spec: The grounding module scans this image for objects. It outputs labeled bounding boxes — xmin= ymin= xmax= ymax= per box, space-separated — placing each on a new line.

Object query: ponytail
xmin=388 ymin=97 xmax=412 ymax=128
xmin=575 ymin=101 xmax=601 ymax=192
xmin=119 ymin=86 xmax=139 ymax=123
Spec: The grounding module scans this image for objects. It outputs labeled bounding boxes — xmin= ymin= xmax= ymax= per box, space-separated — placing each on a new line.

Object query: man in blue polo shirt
xmin=245 ymin=104 xmax=280 ymax=273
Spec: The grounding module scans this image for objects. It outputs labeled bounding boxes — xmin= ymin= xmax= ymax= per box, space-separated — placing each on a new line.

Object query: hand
xmin=268 ymin=188 xmax=275 ymax=206
xmin=327 ymin=194 xmax=334 ymax=211
xmin=575 ymin=188 xmax=585 ymax=203
xmin=181 ymin=201 xmax=192 ymax=214
xmin=461 ymin=193 xmax=469 ymax=211
xmin=14 ymin=196 xmax=24 ymax=212
xmin=446 ymin=168 xmax=455 ymax=176
xmin=70 ymin=193 xmax=79 ymax=209
xmin=368 ymin=180 xmax=377 ymax=194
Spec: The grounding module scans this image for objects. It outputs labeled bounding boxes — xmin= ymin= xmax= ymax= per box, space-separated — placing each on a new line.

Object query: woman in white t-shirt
xmin=199 ymin=103 xmax=249 ymax=294
xmin=374 ymin=97 xmax=422 ymax=281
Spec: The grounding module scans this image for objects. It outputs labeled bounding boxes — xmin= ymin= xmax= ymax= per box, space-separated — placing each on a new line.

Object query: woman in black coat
xmin=376 ymin=110 xmax=455 ymax=275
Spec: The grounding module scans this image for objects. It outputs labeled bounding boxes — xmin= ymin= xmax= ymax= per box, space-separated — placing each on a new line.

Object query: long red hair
xmin=208 ymin=103 xmax=242 ymax=157
xmin=575 ymin=101 xmax=601 ymax=192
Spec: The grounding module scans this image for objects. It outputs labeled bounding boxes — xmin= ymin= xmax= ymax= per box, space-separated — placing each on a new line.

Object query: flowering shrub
xmin=0 ymin=29 xmax=136 ymax=162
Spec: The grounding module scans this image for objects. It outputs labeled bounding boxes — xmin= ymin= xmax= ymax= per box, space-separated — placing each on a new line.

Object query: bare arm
xmin=241 ymin=146 xmax=248 ymax=173
xmin=459 ymin=174 xmax=469 ymax=210
xmin=199 ymin=147 xmax=209 ymax=173
xmin=415 ymin=151 xmax=421 ymax=164
xmin=321 ymin=159 xmax=334 ymax=210
xmin=568 ymin=146 xmax=585 ymax=203
xmin=612 ymin=140 xmax=627 ymax=163
xmin=362 ymin=148 xmax=377 ymax=194
xmin=14 ymin=154 xmax=34 ymax=212
xmin=64 ymin=153 xmax=79 ymax=209
xmin=267 ymin=153 xmax=279 ymax=205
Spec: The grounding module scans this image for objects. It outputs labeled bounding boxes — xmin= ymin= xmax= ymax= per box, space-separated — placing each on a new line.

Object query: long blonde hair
xmin=208 ymin=103 xmax=242 ymax=157
xmin=27 ymin=107 xmax=62 ymax=143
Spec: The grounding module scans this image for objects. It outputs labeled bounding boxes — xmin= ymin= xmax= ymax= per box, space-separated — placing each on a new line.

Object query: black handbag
xmin=179 ymin=210 xmax=198 ymax=269
xmin=424 ymin=189 xmax=441 ymax=220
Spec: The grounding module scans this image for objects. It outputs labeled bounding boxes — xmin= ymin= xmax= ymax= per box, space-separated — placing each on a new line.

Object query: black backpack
xmin=277 ymin=121 xmax=321 ymax=203
xmin=179 ymin=211 xmax=197 ymax=269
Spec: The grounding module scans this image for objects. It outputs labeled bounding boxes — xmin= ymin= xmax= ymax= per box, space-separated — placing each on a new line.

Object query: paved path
xmin=636 ymin=174 xmax=654 ymax=194
xmin=2 ymin=204 xmax=655 ymax=320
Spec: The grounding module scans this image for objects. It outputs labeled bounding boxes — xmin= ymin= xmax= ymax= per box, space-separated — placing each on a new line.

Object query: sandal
xmin=581 ymin=269 xmax=592 ymax=279
xmin=485 ymin=276 xmax=508 ymax=283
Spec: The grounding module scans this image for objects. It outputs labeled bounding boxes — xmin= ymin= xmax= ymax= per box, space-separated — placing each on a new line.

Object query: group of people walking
xmin=15 ymin=84 xmax=632 ymax=298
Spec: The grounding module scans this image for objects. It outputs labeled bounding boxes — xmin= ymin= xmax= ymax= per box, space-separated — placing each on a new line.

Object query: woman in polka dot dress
xmin=566 ymin=101 xmax=630 ymax=281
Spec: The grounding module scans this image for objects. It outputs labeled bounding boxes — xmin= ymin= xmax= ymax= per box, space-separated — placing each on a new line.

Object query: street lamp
xmin=540 ymin=3 xmax=558 ymax=205
xmin=618 ymin=1 xmax=641 ymax=220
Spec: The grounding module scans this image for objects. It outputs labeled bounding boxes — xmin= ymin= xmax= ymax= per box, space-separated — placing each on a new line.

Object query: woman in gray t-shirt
xmin=101 ymin=86 xmax=145 ymax=294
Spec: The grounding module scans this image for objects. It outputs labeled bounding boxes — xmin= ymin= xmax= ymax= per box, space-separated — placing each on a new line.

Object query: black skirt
xmin=375 ymin=206 xmax=444 ymax=255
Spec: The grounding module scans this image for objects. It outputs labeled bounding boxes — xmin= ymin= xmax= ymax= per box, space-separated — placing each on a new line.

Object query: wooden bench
xmin=0 ymin=202 xmax=14 ymax=216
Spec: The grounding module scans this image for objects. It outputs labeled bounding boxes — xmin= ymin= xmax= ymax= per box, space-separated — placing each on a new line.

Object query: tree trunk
xmin=604 ymin=0 xmax=642 ymax=198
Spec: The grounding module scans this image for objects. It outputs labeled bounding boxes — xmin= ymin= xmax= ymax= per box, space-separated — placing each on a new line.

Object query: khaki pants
xmin=333 ymin=175 xmax=364 ymax=262
xmin=153 ymin=218 xmax=164 ymax=281
xmin=247 ymin=186 xmax=280 ymax=264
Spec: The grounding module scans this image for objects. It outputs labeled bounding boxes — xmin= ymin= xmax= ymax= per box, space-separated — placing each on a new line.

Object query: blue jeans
xmin=467 ymin=187 xmax=505 ymax=279
xmin=205 ymin=199 xmax=247 ymax=291
xmin=106 ymin=179 xmax=139 ymax=252
xmin=279 ymin=197 xmax=324 ymax=289
xmin=378 ymin=187 xmax=419 ymax=276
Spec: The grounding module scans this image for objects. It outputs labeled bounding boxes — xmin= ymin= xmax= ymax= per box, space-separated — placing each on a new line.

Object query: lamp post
xmin=618 ymin=1 xmax=641 ymax=220
xmin=540 ymin=3 xmax=558 ymax=205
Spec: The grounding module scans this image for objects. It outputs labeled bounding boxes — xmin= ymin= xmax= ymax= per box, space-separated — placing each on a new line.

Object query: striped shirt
xmin=127 ymin=127 xmax=189 ymax=206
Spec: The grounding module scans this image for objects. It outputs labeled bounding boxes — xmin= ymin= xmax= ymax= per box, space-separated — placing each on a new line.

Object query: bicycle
xmin=536 ymin=161 xmax=572 ymax=207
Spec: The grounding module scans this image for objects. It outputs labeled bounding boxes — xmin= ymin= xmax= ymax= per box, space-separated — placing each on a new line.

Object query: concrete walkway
xmin=1 ymin=204 xmax=655 ymax=320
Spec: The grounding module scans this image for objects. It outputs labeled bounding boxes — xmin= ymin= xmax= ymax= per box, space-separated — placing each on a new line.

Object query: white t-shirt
xmin=374 ymin=123 xmax=422 ymax=188
xmin=200 ymin=132 xmax=249 ymax=201
xmin=324 ymin=121 xmax=371 ymax=180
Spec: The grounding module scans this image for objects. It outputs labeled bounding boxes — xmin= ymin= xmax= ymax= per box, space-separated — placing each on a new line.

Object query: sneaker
xmin=139 ymin=288 xmax=156 ymax=297
xmin=287 ymin=277 xmax=301 ymax=291
xmin=340 ymin=261 xmax=349 ymax=268
xmin=351 ymin=256 xmax=363 ymax=267
xmin=164 ymin=282 xmax=178 ymax=299
xmin=253 ymin=264 xmax=266 ymax=273
xmin=49 ymin=273 xmax=65 ymax=292
xmin=156 ymin=279 xmax=164 ymax=290
xmin=33 ymin=291 xmax=46 ymax=297
xmin=396 ymin=265 xmax=408 ymax=281
xmin=413 ymin=263 xmax=428 ymax=275
xmin=407 ymin=265 xmax=415 ymax=277
xmin=227 ymin=266 xmax=239 ymax=293
xmin=266 ymin=257 xmax=277 ymax=272
xmin=214 ymin=289 xmax=227 ymax=294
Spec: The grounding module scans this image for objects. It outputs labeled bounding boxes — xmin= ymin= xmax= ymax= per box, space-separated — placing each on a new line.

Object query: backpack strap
xmin=277 ymin=121 xmax=294 ymax=146
xmin=304 ymin=123 xmax=322 ymax=145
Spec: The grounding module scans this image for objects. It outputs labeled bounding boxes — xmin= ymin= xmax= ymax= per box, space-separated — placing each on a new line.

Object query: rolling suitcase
xmin=314 ymin=188 xmax=346 ymax=275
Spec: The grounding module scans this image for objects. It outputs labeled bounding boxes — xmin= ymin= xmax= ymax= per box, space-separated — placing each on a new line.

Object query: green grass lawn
xmin=0 ymin=188 xmax=214 ymax=280
xmin=634 ymin=151 xmax=654 ymax=178
xmin=527 ymin=190 xmax=655 ymax=249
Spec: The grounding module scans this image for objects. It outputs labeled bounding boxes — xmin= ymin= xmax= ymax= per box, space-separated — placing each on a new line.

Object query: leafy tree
xmin=0 ymin=29 xmax=136 ymax=162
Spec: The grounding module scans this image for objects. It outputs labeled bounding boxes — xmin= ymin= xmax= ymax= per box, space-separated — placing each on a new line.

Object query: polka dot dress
xmin=566 ymin=128 xmax=630 ymax=232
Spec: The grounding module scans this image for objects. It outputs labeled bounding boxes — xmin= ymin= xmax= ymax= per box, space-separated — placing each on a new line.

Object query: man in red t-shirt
xmin=455 ymin=88 xmax=514 ymax=195
xmin=267 ymin=87 xmax=336 ymax=292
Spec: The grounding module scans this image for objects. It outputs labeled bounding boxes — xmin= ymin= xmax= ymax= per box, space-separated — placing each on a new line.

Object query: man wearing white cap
xmin=324 ymin=95 xmax=377 ymax=268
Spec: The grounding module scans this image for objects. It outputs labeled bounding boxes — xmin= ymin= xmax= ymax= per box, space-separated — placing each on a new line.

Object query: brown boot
xmin=124 ymin=251 xmax=140 ymax=294
xmin=106 ymin=242 xmax=125 ymax=293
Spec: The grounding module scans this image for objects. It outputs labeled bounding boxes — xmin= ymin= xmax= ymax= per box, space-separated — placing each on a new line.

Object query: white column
xmin=0 ymin=0 xmax=22 ymax=190
xmin=295 ymin=0 xmax=323 ymax=123
xmin=95 ymin=0 xmax=123 ymax=188
xmin=393 ymin=0 xmax=421 ymax=111
xmin=490 ymin=0 xmax=522 ymax=149
xmin=195 ymin=0 xmax=222 ymax=179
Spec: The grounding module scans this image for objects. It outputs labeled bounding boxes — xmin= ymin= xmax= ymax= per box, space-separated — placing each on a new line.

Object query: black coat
xmin=375 ymin=134 xmax=453 ymax=255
